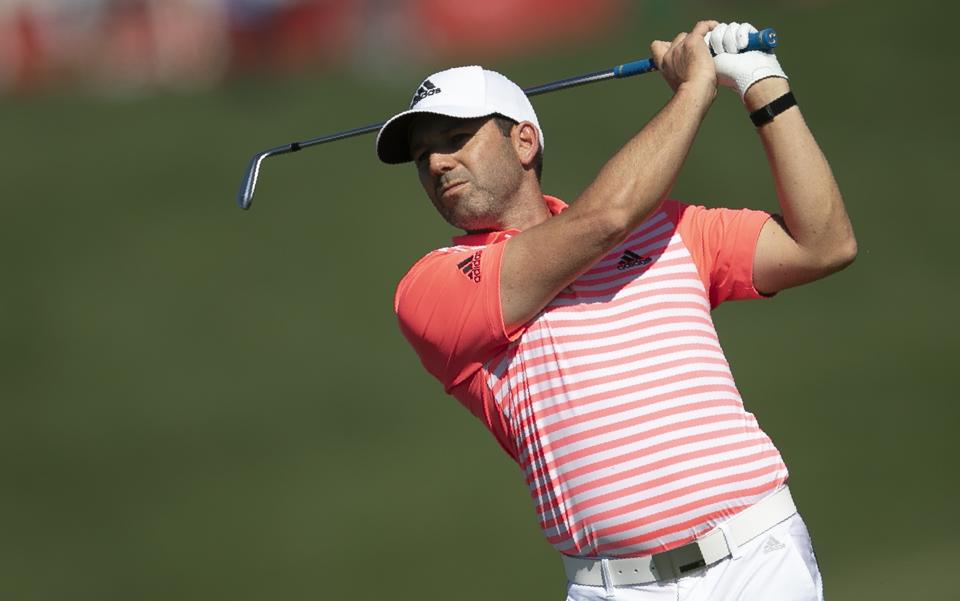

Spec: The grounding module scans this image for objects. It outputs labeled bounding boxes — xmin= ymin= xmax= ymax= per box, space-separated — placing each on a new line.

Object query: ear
xmin=511 ymin=121 xmax=540 ymax=170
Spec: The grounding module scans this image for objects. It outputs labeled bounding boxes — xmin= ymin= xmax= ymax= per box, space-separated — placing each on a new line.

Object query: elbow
xmin=829 ymin=198 xmax=858 ymax=271
xmin=576 ymin=207 xmax=635 ymax=249
xmin=834 ymin=222 xmax=858 ymax=269
xmin=598 ymin=197 xmax=668 ymax=245
xmin=838 ymin=236 xmax=858 ymax=269
xmin=604 ymin=210 xmax=635 ymax=245
xmin=821 ymin=232 xmax=858 ymax=274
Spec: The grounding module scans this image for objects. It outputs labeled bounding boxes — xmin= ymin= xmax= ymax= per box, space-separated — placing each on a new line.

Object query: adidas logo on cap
xmin=410 ymin=79 xmax=441 ymax=108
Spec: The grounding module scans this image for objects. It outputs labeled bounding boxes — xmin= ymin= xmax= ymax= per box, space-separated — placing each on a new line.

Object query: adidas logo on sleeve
xmin=456 ymin=250 xmax=483 ymax=283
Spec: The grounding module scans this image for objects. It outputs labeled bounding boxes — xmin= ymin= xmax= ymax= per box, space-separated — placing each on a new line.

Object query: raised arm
xmin=708 ymin=22 xmax=856 ymax=294
xmin=501 ymin=20 xmax=720 ymax=330
xmin=747 ymin=77 xmax=857 ymax=294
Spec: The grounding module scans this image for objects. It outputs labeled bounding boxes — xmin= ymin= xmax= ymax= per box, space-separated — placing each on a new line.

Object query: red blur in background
xmin=413 ymin=0 xmax=625 ymax=57
xmin=229 ymin=0 xmax=364 ymax=73
xmin=0 ymin=0 xmax=628 ymax=95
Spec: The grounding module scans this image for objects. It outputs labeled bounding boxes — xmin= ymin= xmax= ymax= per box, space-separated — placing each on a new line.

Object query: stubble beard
xmin=438 ymin=165 xmax=524 ymax=233
xmin=439 ymin=182 xmax=501 ymax=232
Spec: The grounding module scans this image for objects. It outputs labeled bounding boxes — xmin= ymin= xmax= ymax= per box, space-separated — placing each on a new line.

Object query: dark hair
xmin=492 ymin=116 xmax=544 ymax=182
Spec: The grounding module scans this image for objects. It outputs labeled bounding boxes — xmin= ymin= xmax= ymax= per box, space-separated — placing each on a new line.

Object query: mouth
xmin=439 ymin=180 xmax=467 ymax=198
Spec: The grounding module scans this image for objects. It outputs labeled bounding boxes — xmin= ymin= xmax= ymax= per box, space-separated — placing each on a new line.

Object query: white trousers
xmin=564 ymin=514 xmax=824 ymax=601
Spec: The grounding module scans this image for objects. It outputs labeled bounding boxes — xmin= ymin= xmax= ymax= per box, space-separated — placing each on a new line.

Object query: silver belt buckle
xmin=650 ymin=541 xmax=707 ymax=581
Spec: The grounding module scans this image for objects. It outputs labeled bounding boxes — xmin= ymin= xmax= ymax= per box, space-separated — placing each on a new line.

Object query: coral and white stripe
xmin=481 ymin=210 xmax=787 ymax=558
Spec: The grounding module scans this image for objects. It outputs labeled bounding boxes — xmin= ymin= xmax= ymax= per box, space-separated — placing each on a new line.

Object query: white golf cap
xmin=376 ymin=65 xmax=544 ymax=164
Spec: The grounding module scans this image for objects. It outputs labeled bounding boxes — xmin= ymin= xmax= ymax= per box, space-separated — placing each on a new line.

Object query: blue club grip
xmin=613 ymin=27 xmax=777 ymax=78
xmin=613 ymin=59 xmax=657 ymax=78
xmin=746 ymin=28 xmax=778 ymax=52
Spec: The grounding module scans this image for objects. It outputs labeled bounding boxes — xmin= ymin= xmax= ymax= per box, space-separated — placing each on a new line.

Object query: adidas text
xmin=457 ymin=250 xmax=483 ymax=283
xmin=617 ymin=249 xmax=652 ymax=271
xmin=410 ymin=80 xmax=441 ymax=107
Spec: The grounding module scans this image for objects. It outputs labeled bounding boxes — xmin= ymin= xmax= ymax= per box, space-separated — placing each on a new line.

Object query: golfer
xmin=377 ymin=20 xmax=855 ymax=600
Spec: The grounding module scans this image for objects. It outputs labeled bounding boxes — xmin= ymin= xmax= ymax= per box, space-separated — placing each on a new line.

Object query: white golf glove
xmin=705 ymin=22 xmax=787 ymax=99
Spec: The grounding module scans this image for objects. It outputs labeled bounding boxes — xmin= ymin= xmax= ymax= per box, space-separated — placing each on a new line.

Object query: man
xmin=377 ymin=20 xmax=856 ymax=601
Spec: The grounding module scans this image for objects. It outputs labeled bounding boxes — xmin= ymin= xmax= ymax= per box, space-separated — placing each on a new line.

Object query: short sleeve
xmin=671 ymin=200 xmax=773 ymax=307
xmin=394 ymin=241 xmax=515 ymax=391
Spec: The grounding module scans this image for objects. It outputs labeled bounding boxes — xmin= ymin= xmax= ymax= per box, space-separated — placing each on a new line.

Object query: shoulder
xmin=393 ymin=241 xmax=512 ymax=390
xmin=665 ymin=199 xmax=771 ymax=240
xmin=661 ymin=198 xmax=701 ymax=223
xmin=395 ymin=244 xmax=489 ymax=311
xmin=400 ymin=244 xmax=486 ymax=281
xmin=649 ymin=198 xmax=694 ymax=230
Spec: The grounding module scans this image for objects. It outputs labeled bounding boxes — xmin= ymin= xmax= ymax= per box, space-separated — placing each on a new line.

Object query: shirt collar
xmin=451 ymin=195 xmax=568 ymax=246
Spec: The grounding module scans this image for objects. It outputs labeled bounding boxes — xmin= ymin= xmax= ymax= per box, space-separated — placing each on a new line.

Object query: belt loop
xmin=600 ymin=558 xmax=616 ymax=598
xmin=717 ymin=521 xmax=743 ymax=560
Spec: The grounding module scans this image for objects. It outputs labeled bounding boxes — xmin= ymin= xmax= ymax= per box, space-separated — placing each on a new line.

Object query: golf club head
xmin=237 ymin=144 xmax=302 ymax=210
xmin=237 ymin=152 xmax=268 ymax=210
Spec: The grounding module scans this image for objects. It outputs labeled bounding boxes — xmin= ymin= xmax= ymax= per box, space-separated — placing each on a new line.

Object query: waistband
xmin=562 ymin=485 xmax=797 ymax=587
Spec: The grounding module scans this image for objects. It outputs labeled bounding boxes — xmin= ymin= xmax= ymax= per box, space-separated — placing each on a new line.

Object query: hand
xmin=651 ymin=21 xmax=719 ymax=95
xmin=706 ymin=22 xmax=788 ymax=99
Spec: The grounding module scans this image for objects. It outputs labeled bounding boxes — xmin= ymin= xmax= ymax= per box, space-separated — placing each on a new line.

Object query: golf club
xmin=236 ymin=27 xmax=777 ymax=210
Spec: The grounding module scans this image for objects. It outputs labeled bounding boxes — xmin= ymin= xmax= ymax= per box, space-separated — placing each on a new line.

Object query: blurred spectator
xmin=0 ymin=0 xmax=229 ymax=95
xmin=0 ymin=0 xmax=54 ymax=92
xmin=0 ymin=0 xmax=630 ymax=96
xmin=226 ymin=0 xmax=362 ymax=73
xmin=91 ymin=0 xmax=230 ymax=93
xmin=412 ymin=0 xmax=625 ymax=58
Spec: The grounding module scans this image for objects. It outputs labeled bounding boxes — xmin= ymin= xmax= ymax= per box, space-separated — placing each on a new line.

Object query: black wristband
xmin=749 ymin=91 xmax=797 ymax=127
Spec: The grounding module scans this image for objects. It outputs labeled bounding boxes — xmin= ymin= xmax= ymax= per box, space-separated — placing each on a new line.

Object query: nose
xmin=427 ymin=151 xmax=457 ymax=177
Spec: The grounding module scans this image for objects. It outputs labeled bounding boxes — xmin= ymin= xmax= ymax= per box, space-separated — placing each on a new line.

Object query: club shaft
xmin=238 ymin=28 xmax=777 ymax=209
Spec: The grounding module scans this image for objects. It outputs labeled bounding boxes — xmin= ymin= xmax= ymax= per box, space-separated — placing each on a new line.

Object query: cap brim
xmin=376 ymin=105 xmax=498 ymax=164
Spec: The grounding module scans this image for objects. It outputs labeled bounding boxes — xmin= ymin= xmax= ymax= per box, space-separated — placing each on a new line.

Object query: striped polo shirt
xmin=395 ymin=196 xmax=788 ymax=558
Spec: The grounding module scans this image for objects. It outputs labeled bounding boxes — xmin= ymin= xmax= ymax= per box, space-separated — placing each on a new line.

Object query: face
xmin=409 ymin=115 xmax=525 ymax=232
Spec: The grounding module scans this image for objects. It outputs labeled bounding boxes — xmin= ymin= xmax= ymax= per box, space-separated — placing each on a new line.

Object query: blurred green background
xmin=3 ymin=0 xmax=958 ymax=600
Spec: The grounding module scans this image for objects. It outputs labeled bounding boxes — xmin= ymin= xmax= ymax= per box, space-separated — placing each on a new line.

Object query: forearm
xmin=572 ymin=80 xmax=716 ymax=237
xmin=499 ymin=21 xmax=721 ymax=329
xmin=500 ymin=82 xmax=715 ymax=329
xmin=746 ymin=78 xmax=857 ymax=269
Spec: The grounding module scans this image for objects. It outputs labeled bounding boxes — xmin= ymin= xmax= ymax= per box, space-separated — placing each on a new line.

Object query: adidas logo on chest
xmin=617 ymin=249 xmax=652 ymax=271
